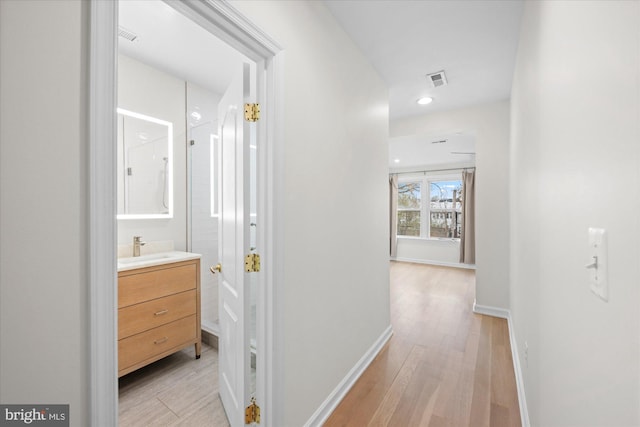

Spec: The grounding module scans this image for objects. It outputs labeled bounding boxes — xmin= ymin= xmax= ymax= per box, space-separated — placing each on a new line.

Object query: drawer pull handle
xmin=154 ymin=337 xmax=168 ymax=345
xmin=154 ymin=309 xmax=169 ymax=316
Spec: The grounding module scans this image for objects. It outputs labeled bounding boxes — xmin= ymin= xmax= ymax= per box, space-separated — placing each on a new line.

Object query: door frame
xmin=88 ymin=1 xmax=283 ymax=425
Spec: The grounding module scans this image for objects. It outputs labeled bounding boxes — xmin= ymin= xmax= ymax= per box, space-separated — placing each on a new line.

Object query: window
xmin=429 ymin=180 xmax=462 ymax=238
xmin=397 ymin=181 xmax=421 ymax=236
xmin=397 ymin=176 xmax=463 ymax=239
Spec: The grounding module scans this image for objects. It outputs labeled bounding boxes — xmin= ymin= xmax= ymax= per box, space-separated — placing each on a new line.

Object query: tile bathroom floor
xmin=119 ymin=342 xmax=229 ymax=426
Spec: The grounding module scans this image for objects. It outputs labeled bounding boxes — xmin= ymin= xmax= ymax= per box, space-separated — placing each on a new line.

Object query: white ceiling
xmin=118 ymin=1 xmax=522 ymax=170
xmin=325 ymin=1 xmax=523 ymax=169
xmin=389 ymin=132 xmax=476 ymax=170
xmin=118 ymin=0 xmax=247 ymax=96
xmin=325 ymin=1 xmax=524 ymax=120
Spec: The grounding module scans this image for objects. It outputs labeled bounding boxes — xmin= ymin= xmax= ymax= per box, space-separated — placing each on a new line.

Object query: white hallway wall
xmin=0 ymin=1 xmax=390 ymax=426
xmin=391 ymin=101 xmax=511 ymax=308
xmin=232 ymin=2 xmax=390 ymax=426
xmin=510 ymin=1 xmax=640 ymax=425
xmin=0 ymin=1 xmax=89 ymax=425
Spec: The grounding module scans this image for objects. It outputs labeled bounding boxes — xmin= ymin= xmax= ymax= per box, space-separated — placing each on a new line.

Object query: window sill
xmin=397 ymin=236 xmax=460 ymax=243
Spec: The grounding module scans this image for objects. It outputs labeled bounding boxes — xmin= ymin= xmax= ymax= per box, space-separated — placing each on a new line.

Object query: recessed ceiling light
xmin=190 ymin=111 xmax=202 ymax=121
xmin=394 ymin=158 xmax=400 ymax=163
xmin=417 ymin=97 xmax=433 ymax=105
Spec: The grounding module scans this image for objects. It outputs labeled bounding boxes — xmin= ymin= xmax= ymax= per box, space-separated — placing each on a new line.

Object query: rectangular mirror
xmin=117 ymin=108 xmax=173 ymax=219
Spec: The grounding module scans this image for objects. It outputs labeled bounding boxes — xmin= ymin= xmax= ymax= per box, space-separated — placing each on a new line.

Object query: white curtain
xmin=389 ymin=174 xmax=398 ymax=258
xmin=460 ymin=169 xmax=476 ymax=264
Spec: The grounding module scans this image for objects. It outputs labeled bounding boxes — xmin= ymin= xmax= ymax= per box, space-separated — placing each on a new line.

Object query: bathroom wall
xmin=510 ymin=1 xmax=640 ymax=424
xmin=117 ymin=54 xmax=187 ymax=251
xmin=391 ymin=100 xmax=510 ymax=308
xmin=119 ymin=56 xmax=226 ymax=333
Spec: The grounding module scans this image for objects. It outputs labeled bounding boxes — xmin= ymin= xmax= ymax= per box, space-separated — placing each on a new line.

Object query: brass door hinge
xmin=245 ymin=397 xmax=261 ymax=424
xmin=245 ymin=253 xmax=261 ymax=273
xmin=244 ymin=103 xmax=260 ymax=122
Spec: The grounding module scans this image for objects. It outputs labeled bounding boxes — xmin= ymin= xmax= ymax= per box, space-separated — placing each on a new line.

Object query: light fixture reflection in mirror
xmin=117 ymin=108 xmax=174 ymax=219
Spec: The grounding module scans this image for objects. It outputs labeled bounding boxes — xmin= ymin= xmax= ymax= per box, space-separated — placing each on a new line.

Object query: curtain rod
xmin=390 ymin=166 xmax=475 ymax=176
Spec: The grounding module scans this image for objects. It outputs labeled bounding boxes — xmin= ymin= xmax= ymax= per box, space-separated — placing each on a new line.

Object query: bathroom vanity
xmin=117 ymin=253 xmax=201 ymax=377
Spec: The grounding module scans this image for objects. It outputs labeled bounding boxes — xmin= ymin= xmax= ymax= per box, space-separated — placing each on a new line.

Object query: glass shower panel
xmin=249 ymin=114 xmax=261 ymax=396
xmin=187 ymin=82 xmax=220 ymax=335
xmin=249 ymin=129 xmax=257 ymax=395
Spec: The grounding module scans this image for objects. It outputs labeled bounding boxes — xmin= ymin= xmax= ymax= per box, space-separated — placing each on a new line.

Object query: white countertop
xmin=117 ymin=251 xmax=201 ymax=272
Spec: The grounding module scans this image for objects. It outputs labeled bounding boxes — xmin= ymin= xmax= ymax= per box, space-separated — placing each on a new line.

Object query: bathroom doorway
xmin=186 ymin=73 xmax=260 ymax=400
xmin=114 ymin=1 xmax=262 ymax=425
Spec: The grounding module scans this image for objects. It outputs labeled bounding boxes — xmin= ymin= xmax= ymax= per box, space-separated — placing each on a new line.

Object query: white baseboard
xmin=472 ymin=301 xmax=530 ymax=427
xmin=304 ymin=325 xmax=394 ymax=427
xmin=472 ymin=300 xmax=509 ymax=319
xmin=391 ymin=256 xmax=476 ymax=270
xmin=201 ymin=320 xmax=220 ymax=336
xmin=506 ymin=312 xmax=530 ymax=427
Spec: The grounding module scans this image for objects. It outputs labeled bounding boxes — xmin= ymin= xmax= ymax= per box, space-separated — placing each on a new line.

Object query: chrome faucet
xmin=133 ymin=236 xmax=146 ymax=257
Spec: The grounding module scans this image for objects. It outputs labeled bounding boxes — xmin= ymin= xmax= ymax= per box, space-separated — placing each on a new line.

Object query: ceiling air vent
xmin=426 ymin=70 xmax=448 ymax=88
xmin=118 ymin=26 xmax=138 ymax=42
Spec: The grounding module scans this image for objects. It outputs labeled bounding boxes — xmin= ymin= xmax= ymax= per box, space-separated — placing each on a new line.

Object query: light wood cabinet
xmin=118 ymin=259 xmax=201 ymax=377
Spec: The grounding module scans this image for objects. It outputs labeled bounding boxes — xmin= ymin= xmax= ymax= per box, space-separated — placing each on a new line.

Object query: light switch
xmin=587 ymin=227 xmax=608 ymax=301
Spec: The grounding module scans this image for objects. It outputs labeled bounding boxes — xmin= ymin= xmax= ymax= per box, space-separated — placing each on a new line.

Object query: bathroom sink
xmin=117 ymin=251 xmax=201 ymax=271
xmin=118 ymin=253 xmax=174 ymax=264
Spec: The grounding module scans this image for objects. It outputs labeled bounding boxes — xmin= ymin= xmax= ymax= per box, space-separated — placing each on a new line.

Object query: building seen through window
xmin=397 ymin=177 xmax=462 ymax=239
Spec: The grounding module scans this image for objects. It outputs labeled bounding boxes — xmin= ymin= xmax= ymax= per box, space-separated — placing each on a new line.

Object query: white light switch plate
xmin=588 ymin=227 xmax=608 ymax=301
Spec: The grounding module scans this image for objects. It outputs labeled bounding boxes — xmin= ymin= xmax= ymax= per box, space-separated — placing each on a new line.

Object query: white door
xmin=217 ymin=63 xmax=252 ymax=427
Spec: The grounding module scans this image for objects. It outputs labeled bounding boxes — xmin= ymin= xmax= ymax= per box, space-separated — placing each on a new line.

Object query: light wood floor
xmin=325 ymin=262 xmax=521 ymax=427
xmin=118 ymin=343 xmax=230 ymax=426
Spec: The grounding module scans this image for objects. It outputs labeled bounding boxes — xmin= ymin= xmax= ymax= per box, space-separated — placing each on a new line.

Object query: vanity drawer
xmin=118 ymin=315 xmax=197 ymax=371
xmin=119 ymin=263 xmax=196 ymax=308
xmin=118 ymin=290 xmax=196 ymax=339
